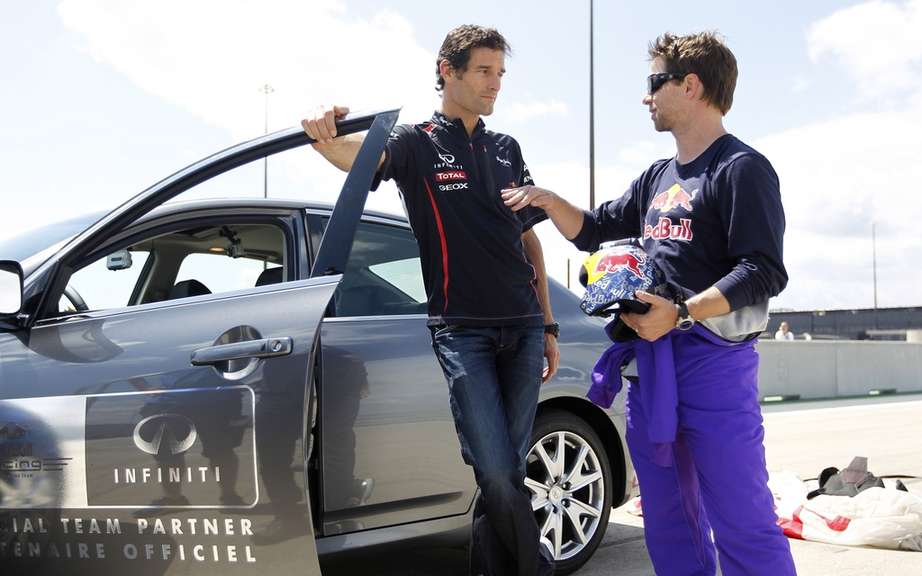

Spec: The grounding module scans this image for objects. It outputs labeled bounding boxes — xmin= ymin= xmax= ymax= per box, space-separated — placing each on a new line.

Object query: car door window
xmin=59 ymin=250 xmax=150 ymax=312
xmin=176 ymin=254 xmax=282 ymax=296
xmin=54 ymin=222 xmax=286 ymax=316
xmin=333 ymin=221 xmax=426 ymax=317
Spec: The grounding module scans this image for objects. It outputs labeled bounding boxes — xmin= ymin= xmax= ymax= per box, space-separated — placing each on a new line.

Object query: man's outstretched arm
xmin=302 ymin=105 xmax=385 ymax=172
xmin=503 ymin=186 xmax=585 ymax=240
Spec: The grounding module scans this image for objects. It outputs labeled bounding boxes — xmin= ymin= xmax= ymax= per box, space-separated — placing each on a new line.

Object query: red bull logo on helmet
xmin=650 ymin=183 xmax=695 ymax=213
xmin=595 ymin=252 xmax=647 ymax=280
xmin=584 ymin=247 xmax=649 ymax=285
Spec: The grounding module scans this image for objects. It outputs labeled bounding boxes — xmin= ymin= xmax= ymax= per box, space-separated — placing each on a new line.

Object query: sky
xmin=2 ymin=0 xmax=921 ymax=312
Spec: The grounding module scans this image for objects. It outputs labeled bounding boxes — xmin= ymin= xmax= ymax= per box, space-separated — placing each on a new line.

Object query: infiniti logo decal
xmin=132 ymin=414 xmax=198 ymax=456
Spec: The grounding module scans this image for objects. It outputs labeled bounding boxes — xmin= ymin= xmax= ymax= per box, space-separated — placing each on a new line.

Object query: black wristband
xmin=544 ymin=322 xmax=560 ymax=338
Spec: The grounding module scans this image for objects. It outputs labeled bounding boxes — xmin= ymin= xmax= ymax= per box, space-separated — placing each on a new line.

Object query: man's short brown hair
xmin=436 ymin=25 xmax=510 ymax=92
xmin=648 ymin=32 xmax=738 ymax=115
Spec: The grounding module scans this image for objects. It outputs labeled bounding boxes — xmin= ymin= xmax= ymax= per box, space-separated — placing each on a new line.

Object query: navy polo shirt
xmin=375 ymin=111 xmax=548 ymax=326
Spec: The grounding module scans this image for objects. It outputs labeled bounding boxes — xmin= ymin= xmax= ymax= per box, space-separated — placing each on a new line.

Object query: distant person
xmin=775 ymin=321 xmax=795 ymax=341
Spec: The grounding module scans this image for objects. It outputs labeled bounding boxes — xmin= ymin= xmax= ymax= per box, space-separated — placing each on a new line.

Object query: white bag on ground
xmin=796 ymin=488 xmax=922 ymax=551
xmin=770 ymin=469 xmax=922 ymax=551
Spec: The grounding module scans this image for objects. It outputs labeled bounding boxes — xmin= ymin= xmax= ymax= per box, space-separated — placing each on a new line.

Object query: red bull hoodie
xmin=572 ymin=134 xmax=787 ymax=340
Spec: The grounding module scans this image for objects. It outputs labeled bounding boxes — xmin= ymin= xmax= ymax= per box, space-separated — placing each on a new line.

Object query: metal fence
xmin=766 ymin=306 xmax=922 ymax=340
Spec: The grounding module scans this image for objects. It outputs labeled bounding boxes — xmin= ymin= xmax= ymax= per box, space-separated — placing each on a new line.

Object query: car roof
xmin=12 ymin=199 xmax=409 ymax=276
xmin=145 ymin=198 xmax=409 ymax=225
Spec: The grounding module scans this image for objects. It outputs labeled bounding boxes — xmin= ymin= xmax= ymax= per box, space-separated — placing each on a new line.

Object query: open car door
xmin=0 ymin=109 xmax=398 ymax=575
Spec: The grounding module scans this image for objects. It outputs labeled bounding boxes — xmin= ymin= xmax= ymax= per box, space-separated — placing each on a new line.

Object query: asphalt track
xmin=322 ymin=393 xmax=922 ymax=575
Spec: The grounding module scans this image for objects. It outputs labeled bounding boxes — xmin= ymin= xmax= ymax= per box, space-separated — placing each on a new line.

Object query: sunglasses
xmin=647 ymin=72 xmax=686 ymax=95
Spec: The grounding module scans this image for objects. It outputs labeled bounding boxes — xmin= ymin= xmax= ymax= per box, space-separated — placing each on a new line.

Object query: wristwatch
xmin=544 ymin=322 xmax=560 ymax=338
xmin=675 ymin=302 xmax=695 ymax=331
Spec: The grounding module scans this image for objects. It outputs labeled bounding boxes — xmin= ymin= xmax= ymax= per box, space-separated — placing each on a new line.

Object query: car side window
xmin=53 ymin=222 xmax=286 ymax=316
xmin=175 ymin=254 xmax=282 ymax=297
xmin=59 ymin=250 xmax=150 ymax=313
xmin=332 ymin=221 xmax=426 ymax=317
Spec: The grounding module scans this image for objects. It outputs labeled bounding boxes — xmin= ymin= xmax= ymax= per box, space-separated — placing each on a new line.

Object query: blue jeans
xmin=431 ymin=324 xmax=554 ymax=576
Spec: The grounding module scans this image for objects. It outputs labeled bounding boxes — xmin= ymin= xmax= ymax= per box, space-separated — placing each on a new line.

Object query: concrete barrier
xmin=756 ymin=340 xmax=922 ymax=399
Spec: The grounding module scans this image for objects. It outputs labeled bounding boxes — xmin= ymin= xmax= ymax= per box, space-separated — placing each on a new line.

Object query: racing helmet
xmin=579 ymin=239 xmax=672 ymax=341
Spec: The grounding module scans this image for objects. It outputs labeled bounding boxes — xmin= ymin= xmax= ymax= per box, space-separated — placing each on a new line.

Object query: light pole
xmin=259 ymin=83 xmax=275 ymax=200
xmin=872 ymin=221 xmax=878 ymax=320
xmin=589 ymin=0 xmax=596 ymax=212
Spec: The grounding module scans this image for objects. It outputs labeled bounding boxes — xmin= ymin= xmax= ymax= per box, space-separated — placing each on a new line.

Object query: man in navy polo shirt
xmin=503 ymin=32 xmax=797 ymax=575
xmin=302 ymin=25 xmax=557 ymax=576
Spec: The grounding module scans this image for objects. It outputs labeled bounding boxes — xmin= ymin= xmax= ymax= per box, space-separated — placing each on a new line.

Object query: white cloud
xmin=763 ymin=0 xmax=922 ymax=309
xmin=503 ymin=97 xmax=569 ymax=123
xmin=51 ymin=0 xmax=441 ymax=223
xmin=550 ymin=0 xmax=922 ymax=311
xmin=808 ymin=0 xmax=922 ymax=100
xmin=756 ymin=98 xmax=922 ymax=310
xmin=46 ymin=1 xmax=582 ymax=286
xmin=57 ymin=0 xmax=440 ymax=135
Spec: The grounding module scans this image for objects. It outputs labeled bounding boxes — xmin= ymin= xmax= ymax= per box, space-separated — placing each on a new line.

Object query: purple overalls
xmin=590 ymin=324 xmax=797 ymax=576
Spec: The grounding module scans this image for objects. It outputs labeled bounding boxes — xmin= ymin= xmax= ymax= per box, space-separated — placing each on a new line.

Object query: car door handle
xmin=191 ymin=337 xmax=293 ymax=366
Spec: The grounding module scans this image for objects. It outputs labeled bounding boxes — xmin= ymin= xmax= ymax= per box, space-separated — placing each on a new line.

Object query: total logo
xmin=435 ymin=170 xmax=467 ymax=182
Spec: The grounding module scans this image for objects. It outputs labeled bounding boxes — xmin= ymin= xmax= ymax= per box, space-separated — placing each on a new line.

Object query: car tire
xmin=527 ymin=409 xmax=613 ymax=575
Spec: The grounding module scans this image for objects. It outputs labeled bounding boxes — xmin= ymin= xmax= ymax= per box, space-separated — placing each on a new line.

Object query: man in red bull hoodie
xmin=503 ymin=32 xmax=797 ymax=575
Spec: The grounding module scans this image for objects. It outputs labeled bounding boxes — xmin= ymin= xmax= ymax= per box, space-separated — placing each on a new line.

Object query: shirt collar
xmin=430 ymin=111 xmax=485 ymax=139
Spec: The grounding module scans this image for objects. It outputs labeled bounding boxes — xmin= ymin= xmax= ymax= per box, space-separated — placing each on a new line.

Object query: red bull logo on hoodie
xmin=651 ymin=183 xmax=695 ymax=213
xmin=645 ymin=183 xmax=695 ymax=241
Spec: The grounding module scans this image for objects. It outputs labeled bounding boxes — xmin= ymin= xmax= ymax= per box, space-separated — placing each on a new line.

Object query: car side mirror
xmin=0 ymin=261 xmax=24 ymax=318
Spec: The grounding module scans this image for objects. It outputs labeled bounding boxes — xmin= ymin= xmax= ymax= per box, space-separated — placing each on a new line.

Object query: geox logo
xmin=438 ymin=182 xmax=470 ymax=191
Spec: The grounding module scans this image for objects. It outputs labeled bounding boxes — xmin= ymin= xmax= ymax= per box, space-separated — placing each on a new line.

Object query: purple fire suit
xmin=575 ymin=134 xmax=797 ymax=575
xmin=590 ymin=325 xmax=796 ymax=575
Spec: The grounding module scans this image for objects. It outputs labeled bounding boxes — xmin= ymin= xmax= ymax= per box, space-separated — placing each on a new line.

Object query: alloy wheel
xmin=526 ymin=430 xmax=606 ymax=561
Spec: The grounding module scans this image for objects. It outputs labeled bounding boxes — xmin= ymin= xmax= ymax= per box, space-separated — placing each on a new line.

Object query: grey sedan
xmin=0 ymin=110 xmax=632 ymax=575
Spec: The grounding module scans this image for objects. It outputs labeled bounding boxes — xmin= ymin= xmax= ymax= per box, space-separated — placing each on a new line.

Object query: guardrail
xmin=756 ymin=340 xmax=922 ymax=400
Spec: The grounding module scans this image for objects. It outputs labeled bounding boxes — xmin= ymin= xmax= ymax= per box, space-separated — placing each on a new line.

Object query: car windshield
xmin=0 ymin=211 xmax=105 ymax=263
xmin=0 ymin=212 xmax=106 ymax=267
